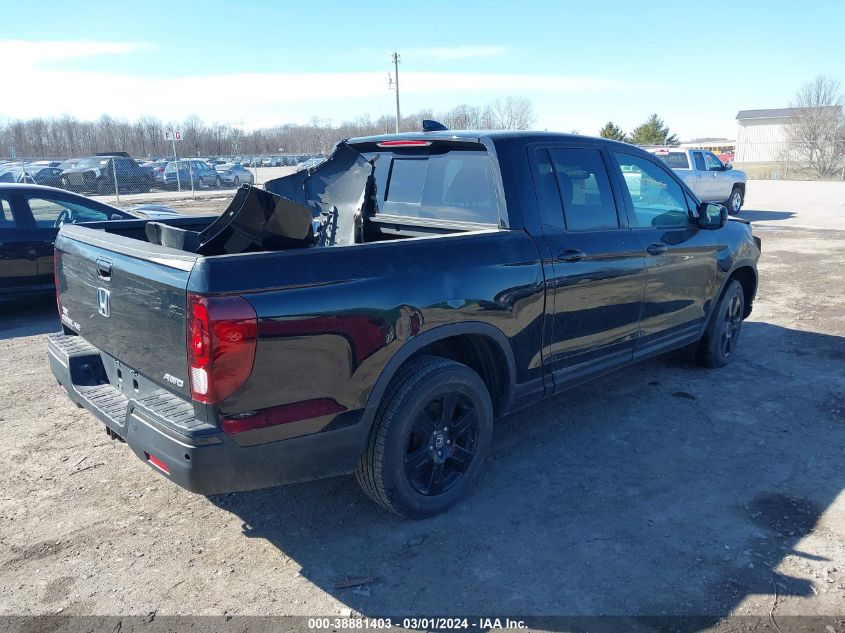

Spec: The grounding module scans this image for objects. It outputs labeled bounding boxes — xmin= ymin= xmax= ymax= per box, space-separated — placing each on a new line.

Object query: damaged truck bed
xmin=47 ymin=129 xmax=760 ymax=517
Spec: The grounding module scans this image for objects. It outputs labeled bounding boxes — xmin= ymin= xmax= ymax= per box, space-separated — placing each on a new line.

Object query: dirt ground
xmin=1 ymin=184 xmax=844 ymax=624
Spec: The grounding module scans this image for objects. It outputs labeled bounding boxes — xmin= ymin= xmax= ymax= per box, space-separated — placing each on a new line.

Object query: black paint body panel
xmin=48 ymin=132 xmax=760 ymax=493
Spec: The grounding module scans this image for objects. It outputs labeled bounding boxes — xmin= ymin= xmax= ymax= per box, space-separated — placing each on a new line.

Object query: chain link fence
xmin=0 ymin=152 xmax=325 ymax=201
xmin=733 ymin=139 xmax=845 ymax=181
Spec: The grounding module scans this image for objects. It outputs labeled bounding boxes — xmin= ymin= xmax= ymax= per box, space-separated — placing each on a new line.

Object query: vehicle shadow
xmin=0 ymin=294 xmax=59 ymax=340
xmin=736 ymin=209 xmax=796 ymax=223
xmin=208 ymin=322 xmax=844 ymax=624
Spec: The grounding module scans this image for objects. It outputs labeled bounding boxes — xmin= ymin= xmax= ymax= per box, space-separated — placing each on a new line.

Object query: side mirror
xmin=110 ymin=214 xmax=124 ymax=220
xmin=722 ymin=162 xmax=732 ymax=171
xmin=697 ymin=202 xmax=728 ymax=229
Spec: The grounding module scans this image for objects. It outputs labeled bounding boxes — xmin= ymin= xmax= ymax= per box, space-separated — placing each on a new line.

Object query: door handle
xmin=646 ymin=243 xmax=667 ymax=256
xmin=558 ymin=249 xmax=585 ymax=263
xmin=96 ymin=258 xmax=112 ymax=281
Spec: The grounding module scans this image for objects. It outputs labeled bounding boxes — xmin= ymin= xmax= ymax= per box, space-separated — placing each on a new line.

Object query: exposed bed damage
xmin=145 ymin=141 xmax=375 ymax=255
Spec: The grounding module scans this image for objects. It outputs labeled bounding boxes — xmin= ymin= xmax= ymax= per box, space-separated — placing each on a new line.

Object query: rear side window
xmin=0 ymin=196 xmax=17 ymax=229
xmin=656 ymin=152 xmax=689 ymax=169
xmin=536 ymin=147 xmax=619 ymax=231
xmin=378 ymin=151 xmax=500 ymax=225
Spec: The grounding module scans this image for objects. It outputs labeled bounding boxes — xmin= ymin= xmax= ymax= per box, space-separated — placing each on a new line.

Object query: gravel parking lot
xmin=1 ymin=180 xmax=843 ymax=622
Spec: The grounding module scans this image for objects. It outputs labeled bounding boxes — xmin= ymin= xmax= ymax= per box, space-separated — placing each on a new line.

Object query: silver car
xmin=215 ymin=163 xmax=255 ymax=187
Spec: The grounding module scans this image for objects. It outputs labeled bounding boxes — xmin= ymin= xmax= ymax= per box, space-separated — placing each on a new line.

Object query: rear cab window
xmin=353 ymin=141 xmax=502 ymax=227
xmin=654 ymin=151 xmax=690 ymax=169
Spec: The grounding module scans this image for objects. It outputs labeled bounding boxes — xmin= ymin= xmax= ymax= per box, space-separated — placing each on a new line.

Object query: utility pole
xmin=389 ymin=51 xmax=401 ymax=133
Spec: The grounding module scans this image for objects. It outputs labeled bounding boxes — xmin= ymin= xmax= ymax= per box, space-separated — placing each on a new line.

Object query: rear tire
xmin=355 ymin=355 xmax=493 ymax=518
xmin=726 ymin=186 xmax=743 ymax=214
xmin=697 ymin=280 xmax=745 ymax=368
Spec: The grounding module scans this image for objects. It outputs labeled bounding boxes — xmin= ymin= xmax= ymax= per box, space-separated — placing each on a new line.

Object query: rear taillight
xmin=186 ymin=294 xmax=258 ymax=404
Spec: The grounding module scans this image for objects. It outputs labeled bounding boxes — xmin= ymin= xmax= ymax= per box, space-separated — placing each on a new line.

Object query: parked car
xmin=163 ymin=160 xmax=219 ymax=189
xmin=718 ymin=150 xmax=735 ymax=165
xmin=124 ymin=204 xmax=181 ymax=219
xmin=60 ymin=153 xmax=152 ymax=194
xmin=646 ymin=147 xmax=747 ymax=214
xmin=0 ymin=166 xmax=34 ymax=183
xmin=56 ymin=158 xmax=84 ymax=173
xmin=295 ymin=156 xmax=326 ymax=172
xmin=215 ymin=163 xmax=255 ymax=187
xmin=25 ymin=165 xmax=65 ymax=187
xmin=48 ymin=130 xmax=761 ymax=518
xmin=0 ymin=184 xmax=181 ymax=295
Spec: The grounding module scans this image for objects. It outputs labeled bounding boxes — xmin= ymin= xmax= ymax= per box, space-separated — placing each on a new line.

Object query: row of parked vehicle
xmin=232 ymin=154 xmax=324 ymax=168
xmin=0 ymin=152 xmax=325 ymax=196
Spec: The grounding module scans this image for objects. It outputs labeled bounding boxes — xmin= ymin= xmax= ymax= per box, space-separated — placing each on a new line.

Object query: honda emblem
xmin=97 ymin=288 xmax=110 ymax=317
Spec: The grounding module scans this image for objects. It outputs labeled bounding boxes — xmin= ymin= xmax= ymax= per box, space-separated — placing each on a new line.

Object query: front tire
xmin=697 ymin=280 xmax=745 ymax=368
xmin=726 ymin=186 xmax=743 ymax=214
xmin=355 ymin=356 xmax=493 ymax=518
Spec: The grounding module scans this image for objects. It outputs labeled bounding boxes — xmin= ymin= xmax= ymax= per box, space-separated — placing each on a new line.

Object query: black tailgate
xmin=55 ymin=225 xmax=198 ymax=398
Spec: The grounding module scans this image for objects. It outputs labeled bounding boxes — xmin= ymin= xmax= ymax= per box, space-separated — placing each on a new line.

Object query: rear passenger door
xmin=531 ymin=145 xmax=648 ymax=386
xmin=610 ymin=151 xmax=719 ymax=354
xmin=0 ymin=193 xmax=41 ymax=291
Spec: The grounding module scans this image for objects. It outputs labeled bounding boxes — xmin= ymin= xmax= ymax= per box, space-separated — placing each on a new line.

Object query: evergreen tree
xmin=629 ymin=114 xmax=679 ymax=146
xmin=598 ymin=121 xmax=628 ymax=142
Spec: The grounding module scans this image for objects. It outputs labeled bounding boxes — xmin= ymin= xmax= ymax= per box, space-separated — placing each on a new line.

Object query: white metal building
xmin=734 ymin=108 xmax=796 ymax=163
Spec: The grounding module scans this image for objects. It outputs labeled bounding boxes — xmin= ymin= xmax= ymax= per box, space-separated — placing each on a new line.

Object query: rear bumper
xmin=47 ymin=332 xmax=367 ymax=495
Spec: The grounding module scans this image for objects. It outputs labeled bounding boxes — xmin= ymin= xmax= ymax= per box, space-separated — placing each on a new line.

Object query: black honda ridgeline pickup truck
xmin=49 ymin=129 xmax=760 ymax=518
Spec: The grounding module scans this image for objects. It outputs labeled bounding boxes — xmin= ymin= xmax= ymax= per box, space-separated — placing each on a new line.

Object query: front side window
xmin=27 ymin=196 xmax=113 ymax=228
xmin=704 ymin=152 xmax=724 ymax=171
xmin=613 ymin=153 xmax=691 ymax=228
xmin=692 ymin=151 xmax=706 ymax=171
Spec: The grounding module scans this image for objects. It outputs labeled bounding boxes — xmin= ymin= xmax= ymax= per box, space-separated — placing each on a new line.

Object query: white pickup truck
xmin=646 ymin=148 xmax=747 ymax=214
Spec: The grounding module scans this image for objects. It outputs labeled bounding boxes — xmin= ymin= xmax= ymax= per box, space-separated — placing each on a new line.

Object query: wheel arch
xmin=360 ymin=323 xmax=516 ymax=431
xmin=712 ymin=262 xmax=757 ymax=321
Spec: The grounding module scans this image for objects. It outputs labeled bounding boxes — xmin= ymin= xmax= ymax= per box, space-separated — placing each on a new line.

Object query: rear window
xmin=371 ymin=149 xmax=500 ymax=225
xmin=655 ymin=152 xmax=689 ymax=169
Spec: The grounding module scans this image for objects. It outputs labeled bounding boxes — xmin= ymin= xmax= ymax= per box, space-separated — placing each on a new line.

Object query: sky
xmin=2 ymin=0 xmax=844 ymax=140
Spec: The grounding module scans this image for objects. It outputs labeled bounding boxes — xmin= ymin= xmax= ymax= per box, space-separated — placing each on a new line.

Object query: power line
xmin=389 ymin=52 xmax=401 ymax=134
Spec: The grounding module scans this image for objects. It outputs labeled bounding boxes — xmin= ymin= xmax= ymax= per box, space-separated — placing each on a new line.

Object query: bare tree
xmin=0 ymin=95 xmax=539 ymax=159
xmin=489 ymin=96 xmax=535 ymax=130
xmin=787 ymin=75 xmax=844 ymax=179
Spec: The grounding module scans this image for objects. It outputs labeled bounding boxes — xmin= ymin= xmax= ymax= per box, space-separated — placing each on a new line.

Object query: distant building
xmin=735 ymin=108 xmax=799 ymax=163
xmin=735 ymin=106 xmax=842 ymax=162
xmin=734 ymin=106 xmax=844 ymax=178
